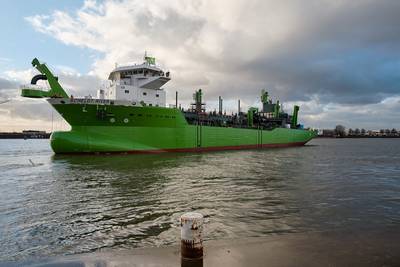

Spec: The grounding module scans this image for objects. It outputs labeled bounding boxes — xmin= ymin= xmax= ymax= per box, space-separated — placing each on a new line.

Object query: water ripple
xmin=1 ymin=138 xmax=400 ymax=261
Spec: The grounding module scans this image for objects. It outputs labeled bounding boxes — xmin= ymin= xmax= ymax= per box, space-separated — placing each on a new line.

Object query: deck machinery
xmin=183 ymin=89 xmax=300 ymax=130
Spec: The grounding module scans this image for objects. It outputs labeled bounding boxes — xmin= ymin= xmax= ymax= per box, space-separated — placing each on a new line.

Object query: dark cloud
xmin=213 ymin=0 xmax=400 ymax=105
xmin=0 ymin=78 xmax=17 ymax=89
xmin=0 ymin=78 xmax=18 ymax=100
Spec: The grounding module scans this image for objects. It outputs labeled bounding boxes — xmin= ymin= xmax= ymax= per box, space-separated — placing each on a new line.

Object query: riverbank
xmin=4 ymin=229 xmax=399 ymax=267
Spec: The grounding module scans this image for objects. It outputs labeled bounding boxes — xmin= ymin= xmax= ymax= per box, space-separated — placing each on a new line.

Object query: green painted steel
xmin=20 ymin=58 xmax=316 ymax=154
xmin=49 ymin=101 xmax=316 ymax=153
xmin=274 ymin=100 xmax=280 ymax=118
xmin=21 ymin=58 xmax=69 ymax=99
xmin=291 ymin=105 xmax=300 ymax=128
xmin=247 ymin=107 xmax=258 ymax=127
xmin=21 ymin=88 xmax=50 ymax=98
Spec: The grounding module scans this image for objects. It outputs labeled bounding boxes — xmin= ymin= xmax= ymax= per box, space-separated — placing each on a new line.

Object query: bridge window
xmin=125 ymin=90 xmax=129 ymax=94
xmin=121 ymin=71 xmax=129 ymax=79
xmin=156 ymin=94 xmax=159 ymax=97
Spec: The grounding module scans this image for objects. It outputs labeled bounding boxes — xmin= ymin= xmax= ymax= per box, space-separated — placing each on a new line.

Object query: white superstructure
xmin=98 ymin=54 xmax=170 ymax=107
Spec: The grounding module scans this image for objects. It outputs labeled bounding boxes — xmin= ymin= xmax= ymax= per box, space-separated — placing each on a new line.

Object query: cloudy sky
xmin=1 ymin=0 xmax=400 ymax=131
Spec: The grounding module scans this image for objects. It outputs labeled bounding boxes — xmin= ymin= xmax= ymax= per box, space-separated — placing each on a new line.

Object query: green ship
xmin=21 ymin=56 xmax=316 ymax=154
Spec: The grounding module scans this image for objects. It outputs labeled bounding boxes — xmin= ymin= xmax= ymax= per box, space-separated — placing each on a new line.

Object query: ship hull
xmin=49 ymin=99 xmax=316 ymax=154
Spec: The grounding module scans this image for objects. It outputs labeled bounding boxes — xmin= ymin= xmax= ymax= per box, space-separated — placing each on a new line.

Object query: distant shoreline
xmin=317 ymin=136 xmax=400 ymax=138
xmin=0 ymin=132 xmax=50 ymax=139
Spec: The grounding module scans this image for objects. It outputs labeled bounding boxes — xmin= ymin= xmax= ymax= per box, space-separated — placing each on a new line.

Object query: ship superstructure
xmin=21 ymin=55 xmax=316 ymax=154
xmin=99 ymin=54 xmax=169 ymax=107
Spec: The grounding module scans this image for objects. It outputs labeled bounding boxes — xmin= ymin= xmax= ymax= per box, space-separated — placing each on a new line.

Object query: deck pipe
xmin=194 ymin=89 xmax=203 ymax=113
xmin=218 ymin=96 xmax=223 ymax=115
xmin=274 ymin=100 xmax=280 ymax=118
xmin=247 ymin=107 xmax=258 ymax=127
xmin=261 ymin=90 xmax=269 ymax=112
xmin=291 ymin=105 xmax=300 ymax=128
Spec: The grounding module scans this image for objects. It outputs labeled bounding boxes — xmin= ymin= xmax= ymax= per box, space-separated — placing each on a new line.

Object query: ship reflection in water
xmin=0 ymin=138 xmax=400 ymax=261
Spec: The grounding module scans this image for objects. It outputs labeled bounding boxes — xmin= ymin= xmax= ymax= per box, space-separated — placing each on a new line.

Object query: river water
xmin=0 ymin=138 xmax=399 ymax=261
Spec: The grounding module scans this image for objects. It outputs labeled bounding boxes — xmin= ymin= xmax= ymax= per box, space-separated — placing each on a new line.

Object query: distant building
xmin=320 ymin=129 xmax=335 ymax=137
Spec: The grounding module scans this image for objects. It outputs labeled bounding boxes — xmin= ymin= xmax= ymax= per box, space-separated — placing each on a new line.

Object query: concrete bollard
xmin=180 ymin=212 xmax=204 ymax=259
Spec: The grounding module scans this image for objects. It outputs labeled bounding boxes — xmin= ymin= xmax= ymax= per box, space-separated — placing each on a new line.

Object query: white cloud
xmin=25 ymin=0 xmax=308 ymax=77
xmin=9 ymin=0 xmax=400 ymax=130
xmin=3 ymin=69 xmax=37 ymax=84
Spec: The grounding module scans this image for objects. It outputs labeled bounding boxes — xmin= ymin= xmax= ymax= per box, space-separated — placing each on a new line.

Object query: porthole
xmin=123 ymin=118 xmax=129 ymax=123
xmin=110 ymin=118 xmax=115 ymax=123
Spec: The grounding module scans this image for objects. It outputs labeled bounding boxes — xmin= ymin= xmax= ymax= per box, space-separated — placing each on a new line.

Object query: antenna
xmin=176 ymin=91 xmax=178 ymax=108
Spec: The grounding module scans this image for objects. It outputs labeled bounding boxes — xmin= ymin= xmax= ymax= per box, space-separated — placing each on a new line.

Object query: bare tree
xmin=334 ymin=125 xmax=346 ymax=137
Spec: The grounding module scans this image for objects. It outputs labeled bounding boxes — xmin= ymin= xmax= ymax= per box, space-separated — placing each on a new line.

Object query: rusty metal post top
xmin=181 ymin=212 xmax=203 ymax=220
xmin=180 ymin=212 xmax=204 ymax=260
